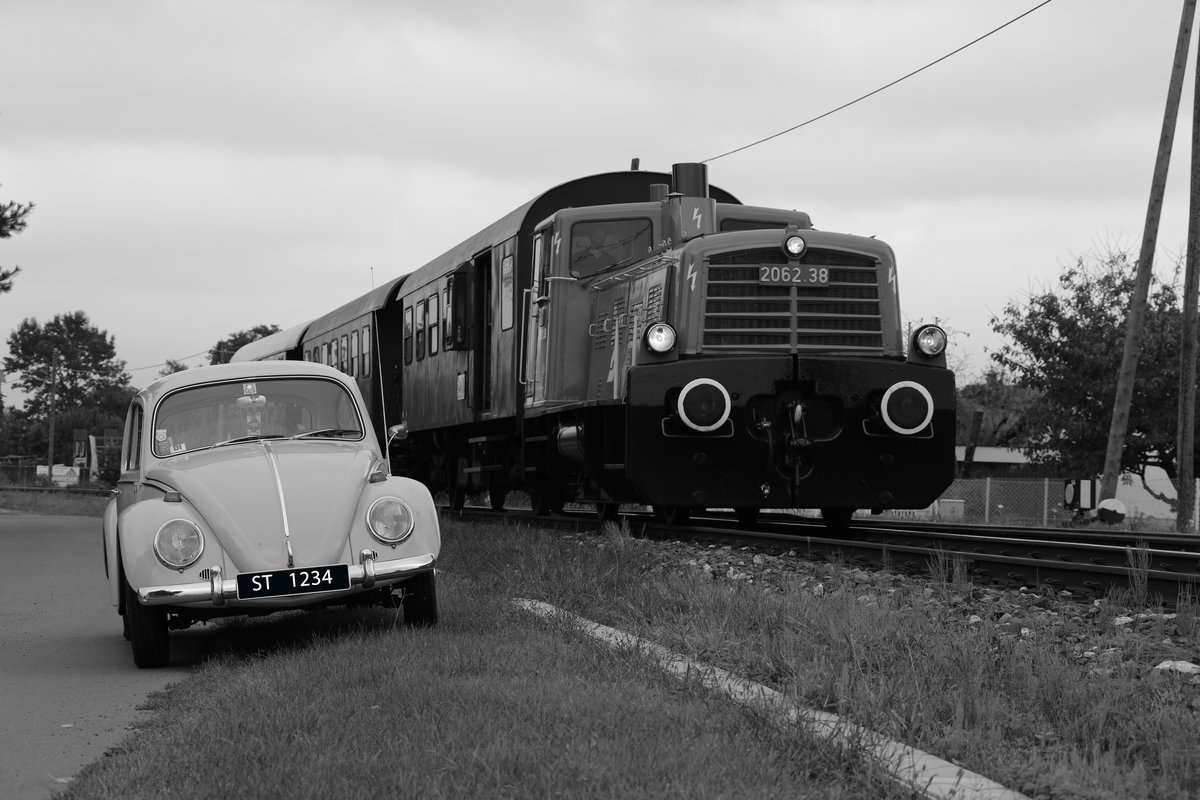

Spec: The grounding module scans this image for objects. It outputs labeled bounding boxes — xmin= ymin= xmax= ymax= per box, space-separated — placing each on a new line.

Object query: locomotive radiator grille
xmin=701 ymin=249 xmax=883 ymax=353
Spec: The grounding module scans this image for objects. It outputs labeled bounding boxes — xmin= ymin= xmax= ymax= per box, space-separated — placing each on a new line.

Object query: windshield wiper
xmin=213 ymin=434 xmax=286 ymax=448
xmin=290 ymin=428 xmax=362 ymax=439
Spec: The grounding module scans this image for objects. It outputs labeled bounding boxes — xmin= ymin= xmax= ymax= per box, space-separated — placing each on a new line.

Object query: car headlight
xmin=154 ymin=519 xmax=204 ymax=569
xmin=912 ymin=324 xmax=948 ymax=358
xmin=367 ymin=497 xmax=415 ymax=545
xmin=783 ymin=234 xmax=806 ymax=257
xmin=643 ymin=323 xmax=677 ymax=354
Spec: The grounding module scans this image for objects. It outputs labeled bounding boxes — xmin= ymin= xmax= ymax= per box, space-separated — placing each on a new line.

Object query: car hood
xmin=145 ymin=441 xmax=376 ymax=572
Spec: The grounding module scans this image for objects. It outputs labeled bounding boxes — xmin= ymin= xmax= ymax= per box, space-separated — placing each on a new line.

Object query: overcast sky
xmin=1 ymin=0 xmax=1196 ymax=408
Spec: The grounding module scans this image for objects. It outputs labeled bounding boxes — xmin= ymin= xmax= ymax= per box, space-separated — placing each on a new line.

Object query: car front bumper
xmin=138 ymin=549 xmax=436 ymax=606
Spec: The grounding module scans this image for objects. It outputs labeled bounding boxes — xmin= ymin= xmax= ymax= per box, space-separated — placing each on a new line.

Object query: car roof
xmin=138 ymin=361 xmax=356 ymax=405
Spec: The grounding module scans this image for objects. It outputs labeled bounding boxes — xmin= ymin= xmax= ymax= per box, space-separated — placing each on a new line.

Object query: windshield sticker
xmin=155 ymin=430 xmax=168 ymax=442
xmin=242 ymin=382 xmax=257 ymax=395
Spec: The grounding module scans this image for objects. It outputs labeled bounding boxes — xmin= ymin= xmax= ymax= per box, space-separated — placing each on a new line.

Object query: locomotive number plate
xmin=758 ymin=265 xmax=830 ymax=286
xmin=236 ymin=564 xmax=350 ymax=599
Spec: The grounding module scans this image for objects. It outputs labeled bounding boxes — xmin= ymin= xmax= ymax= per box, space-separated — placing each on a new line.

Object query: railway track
xmin=444 ymin=504 xmax=1200 ymax=607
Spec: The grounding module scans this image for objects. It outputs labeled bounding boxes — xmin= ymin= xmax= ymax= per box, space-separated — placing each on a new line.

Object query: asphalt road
xmin=0 ymin=511 xmax=213 ymax=799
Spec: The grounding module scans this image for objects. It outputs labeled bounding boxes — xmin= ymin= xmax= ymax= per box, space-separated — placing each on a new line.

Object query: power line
xmin=126 ymin=349 xmax=210 ymax=373
xmin=702 ymin=0 xmax=1056 ymax=164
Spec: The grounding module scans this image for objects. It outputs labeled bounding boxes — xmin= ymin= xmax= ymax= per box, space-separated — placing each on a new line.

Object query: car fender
xmin=355 ymin=475 xmax=441 ymax=563
xmin=117 ymin=499 xmax=218 ymax=593
xmin=103 ymin=497 xmax=121 ymax=608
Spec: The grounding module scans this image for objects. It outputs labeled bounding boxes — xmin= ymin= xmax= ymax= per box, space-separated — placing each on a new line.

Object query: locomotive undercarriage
xmin=395 ymin=355 xmax=953 ymax=522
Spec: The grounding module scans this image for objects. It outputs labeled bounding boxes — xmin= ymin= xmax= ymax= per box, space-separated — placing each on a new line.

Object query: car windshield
xmin=152 ymin=377 xmax=364 ymax=457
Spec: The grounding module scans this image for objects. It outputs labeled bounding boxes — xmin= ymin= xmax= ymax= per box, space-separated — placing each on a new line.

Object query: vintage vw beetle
xmin=103 ymin=360 xmax=440 ymax=668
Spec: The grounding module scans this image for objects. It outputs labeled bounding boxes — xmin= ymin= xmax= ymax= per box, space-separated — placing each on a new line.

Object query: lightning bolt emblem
xmin=692 ymin=206 xmax=702 ymax=230
xmin=686 ymin=261 xmax=697 ymax=291
xmin=552 ymin=230 xmax=561 ymax=255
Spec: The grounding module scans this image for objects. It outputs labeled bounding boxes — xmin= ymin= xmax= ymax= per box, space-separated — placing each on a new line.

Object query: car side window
xmin=123 ymin=404 xmax=143 ymax=472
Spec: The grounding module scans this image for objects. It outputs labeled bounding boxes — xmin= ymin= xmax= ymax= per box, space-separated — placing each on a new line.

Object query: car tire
xmin=402 ymin=571 xmax=438 ymax=627
xmin=124 ymin=579 xmax=170 ymax=668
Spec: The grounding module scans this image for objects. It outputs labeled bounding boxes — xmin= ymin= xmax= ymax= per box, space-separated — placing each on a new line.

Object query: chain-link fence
xmin=907 ymin=477 xmax=1197 ymax=531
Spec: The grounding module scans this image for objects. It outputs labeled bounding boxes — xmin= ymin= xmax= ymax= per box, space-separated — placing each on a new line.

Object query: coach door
xmin=468 ymin=251 xmax=493 ymax=416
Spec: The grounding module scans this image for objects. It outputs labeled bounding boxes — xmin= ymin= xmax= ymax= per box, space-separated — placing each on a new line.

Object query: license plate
xmin=236 ymin=564 xmax=351 ymax=599
xmin=758 ymin=264 xmax=831 ymax=286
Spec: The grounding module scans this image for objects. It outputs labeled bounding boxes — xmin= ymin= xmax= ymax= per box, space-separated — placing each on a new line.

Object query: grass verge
xmin=46 ymin=512 xmax=1200 ymax=798
xmin=61 ymin=520 xmax=912 ymax=799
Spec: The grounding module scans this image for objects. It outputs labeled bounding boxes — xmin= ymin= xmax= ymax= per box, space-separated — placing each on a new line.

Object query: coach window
xmin=332 ymin=339 xmax=340 ymax=370
xmin=323 ymin=342 xmax=332 ymax=367
xmin=570 ymin=218 xmax=653 ymax=278
xmin=442 ymin=283 xmax=453 ymax=350
xmin=428 ymin=293 xmax=439 ymax=356
xmin=501 ymin=254 xmax=514 ymax=331
xmin=338 ymin=334 xmax=348 ymax=373
xmin=415 ymin=299 xmax=427 ymax=361
xmin=350 ymin=331 xmax=360 ymax=377
xmin=361 ymin=325 xmax=371 ymax=376
xmin=403 ymin=307 xmax=414 ymax=365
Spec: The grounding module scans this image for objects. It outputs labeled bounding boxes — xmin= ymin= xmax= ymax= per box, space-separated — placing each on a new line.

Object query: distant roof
xmin=955 ymin=446 xmax=1028 ymax=464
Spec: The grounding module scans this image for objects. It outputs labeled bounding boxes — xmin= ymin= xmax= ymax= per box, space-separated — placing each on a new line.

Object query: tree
xmin=0 ymin=191 xmax=34 ymax=294
xmin=955 ymin=368 xmax=1041 ymax=448
xmin=3 ymin=312 xmax=134 ymax=419
xmin=159 ymin=359 xmax=190 ymax=377
xmin=209 ymin=325 xmax=280 ymax=365
xmin=990 ymin=250 xmax=1188 ymax=503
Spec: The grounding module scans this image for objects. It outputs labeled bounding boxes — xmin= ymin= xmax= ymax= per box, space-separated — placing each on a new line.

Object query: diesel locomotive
xmin=234 ymin=162 xmax=955 ymax=526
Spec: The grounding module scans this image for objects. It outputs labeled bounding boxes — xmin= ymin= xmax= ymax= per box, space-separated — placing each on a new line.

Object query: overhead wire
xmin=702 ymin=0 xmax=1056 ymax=164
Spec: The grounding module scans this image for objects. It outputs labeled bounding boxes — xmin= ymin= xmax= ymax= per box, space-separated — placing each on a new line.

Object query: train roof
xmin=399 ymin=168 xmax=740 ymax=290
xmin=304 ymin=274 xmax=407 ymax=339
xmin=230 ymin=319 xmax=313 ymax=362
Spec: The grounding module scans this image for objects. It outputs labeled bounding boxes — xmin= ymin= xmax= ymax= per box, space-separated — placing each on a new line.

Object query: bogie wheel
xmin=124 ymin=579 xmax=169 ymax=668
xmin=820 ymin=507 xmax=855 ymax=530
xmin=653 ymin=505 xmax=692 ymax=526
xmin=530 ymin=487 xmax=565 ymax=516
xmin=489 ymin=484 xmax=508 ymax=511
xmin=596 ymin=502 xmax=620 ymax=521
xmin=735 ymin=507 xmax=758 ymax=525
xmin=446 ymin=456 xmax=467 ymax=511
xmin=402 ymin=571 xmax=438 ymax=627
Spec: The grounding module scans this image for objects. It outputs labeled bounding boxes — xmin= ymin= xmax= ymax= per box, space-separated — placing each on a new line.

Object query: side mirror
xmin=387 ymin=423 xmax=409 ymax=442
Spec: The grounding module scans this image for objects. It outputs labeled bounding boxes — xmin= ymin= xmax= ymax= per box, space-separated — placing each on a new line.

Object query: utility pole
xmin=1179 ymin=21 xmax=1200 ymax=532
xmin=1101 ymin=0 xmax=1196 ymax=503
xmin=46 ymin=351 xmax=59 ymax=473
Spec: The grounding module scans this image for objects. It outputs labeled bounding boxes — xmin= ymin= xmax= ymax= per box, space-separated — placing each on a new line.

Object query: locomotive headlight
xmin=367 ymin=497 xmax=415 ymax=545
xmin=643 ymin=323 xmax=677 ymax=354
xmin=912 ymin=324 xmax=948 ymax=358
xmin=783 ymin=234 xmax=806 ymax=257
xmin=677 ymin=378 xmax=732 ymax=432
xmin=154 ymin=519 xmax=204 ymax=569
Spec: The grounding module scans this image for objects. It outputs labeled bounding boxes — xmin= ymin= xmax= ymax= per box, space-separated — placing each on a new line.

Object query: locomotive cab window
xmin=570 ymin=219 xmax=652 ymax=277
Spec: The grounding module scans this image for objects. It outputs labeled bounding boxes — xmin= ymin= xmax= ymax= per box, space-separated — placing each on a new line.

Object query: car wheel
xmin=122 ymin=607 xmax=132 ymax=641
xmin=402 ymin=571 xmax=438 ymax=627
xmin=124 ymin=579 xmax=170 ymax=668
